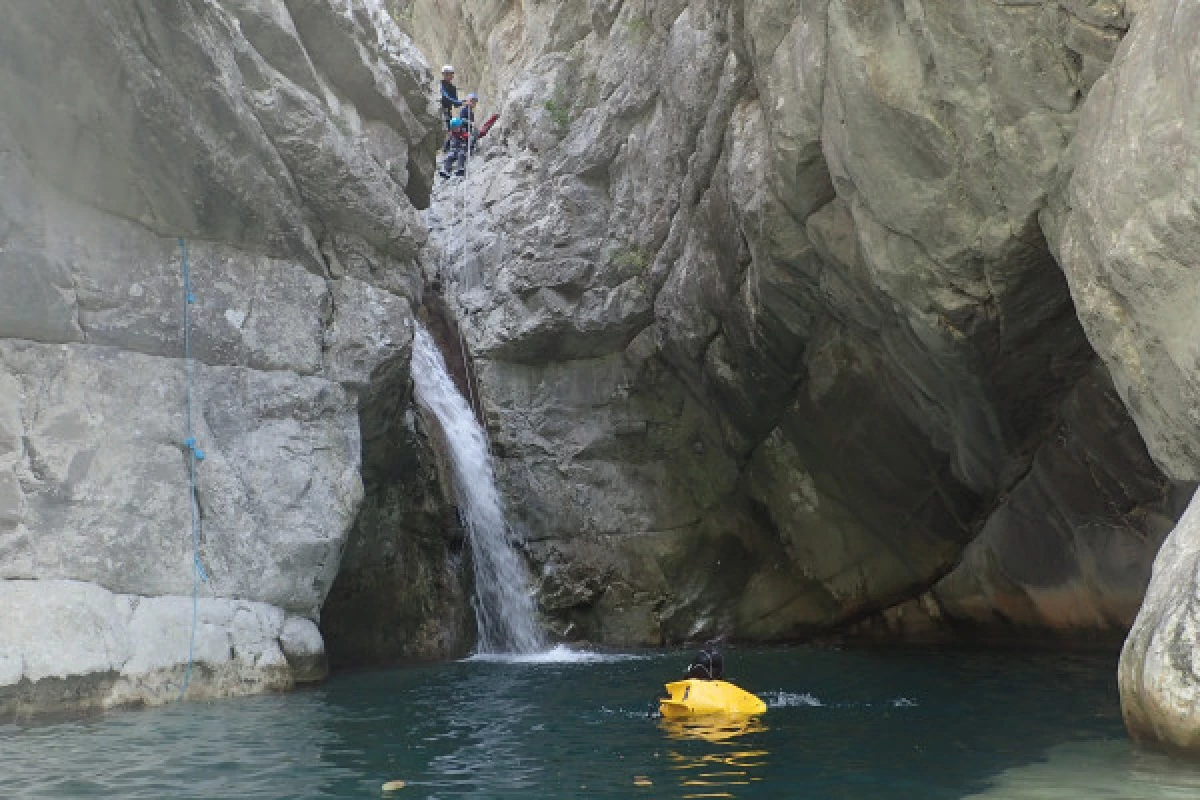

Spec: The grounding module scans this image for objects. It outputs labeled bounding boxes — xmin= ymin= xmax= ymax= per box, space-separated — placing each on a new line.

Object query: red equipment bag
xmin=478 ymin=113 xmax=500 ymax=138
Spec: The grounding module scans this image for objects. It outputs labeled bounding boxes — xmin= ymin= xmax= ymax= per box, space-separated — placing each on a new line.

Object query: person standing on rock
xmin=458 ymin=94 xmax=479 ymax=154
xmin=440 ymin=116 xmax=471 ymax=178
xmin=458 ymin=93 xmax=478 ymax=127
xmin=439 ymin=95 xmax=486 ymax=179
xmin=439 ymin=65 xmax=462 ymax=152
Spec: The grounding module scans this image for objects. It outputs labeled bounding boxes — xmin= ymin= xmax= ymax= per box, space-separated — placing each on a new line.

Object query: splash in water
xmin=410 ymin=322 xmax=545 ymax=654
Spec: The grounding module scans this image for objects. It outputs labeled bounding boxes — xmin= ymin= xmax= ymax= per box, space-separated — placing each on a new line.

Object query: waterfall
xmin=410 ymin=322 xmax=545 ymax=654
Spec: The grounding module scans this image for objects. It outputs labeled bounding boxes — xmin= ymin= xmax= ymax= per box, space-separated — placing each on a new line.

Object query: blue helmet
xmin=450 ymin=117 xmax=465 ymax=130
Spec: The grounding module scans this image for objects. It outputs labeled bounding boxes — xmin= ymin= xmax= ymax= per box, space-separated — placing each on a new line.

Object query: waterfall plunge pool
xmin=3 ymin=646 xmax=1200 ymax=798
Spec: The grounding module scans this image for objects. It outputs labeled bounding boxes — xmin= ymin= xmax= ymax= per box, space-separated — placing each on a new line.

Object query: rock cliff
xmin=411 ymin=0 xmax=1189 ymax=648
xmin=0 ymin=0 xmax=461 ymax=712
xmin=1055 ymin=0 xmax=1200 ymax=754
xmin=5 ymin=0 xmax=1200 ymax=751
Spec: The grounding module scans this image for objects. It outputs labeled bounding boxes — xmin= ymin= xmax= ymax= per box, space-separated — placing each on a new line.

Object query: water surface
xmin=4 ymin=647 xmax=1200 ymax=798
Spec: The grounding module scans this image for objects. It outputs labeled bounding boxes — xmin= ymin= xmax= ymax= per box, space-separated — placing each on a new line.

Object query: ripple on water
xmin=0 ymin=647 xmax=1180 ymax=799
xmin=763 ymin=691 xmax=824 ymax=708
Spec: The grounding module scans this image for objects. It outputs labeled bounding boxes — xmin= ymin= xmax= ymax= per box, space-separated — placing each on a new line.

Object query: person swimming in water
xmin=648 ymin=644 xmax=729 ymax=718
xmin=684 ymin=644 xmax=724 ymax=681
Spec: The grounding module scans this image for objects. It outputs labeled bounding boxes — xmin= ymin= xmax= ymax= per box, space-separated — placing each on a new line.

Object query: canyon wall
xmin=411 ymin=0 xmax=1189 ymax=647
xmin=4 ymin=0 xmax=1200 ymax=754
xmin=0 ymin=0 xmax=458 ymax=713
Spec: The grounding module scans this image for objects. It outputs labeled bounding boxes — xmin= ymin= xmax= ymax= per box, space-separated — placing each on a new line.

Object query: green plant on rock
xmin=624 ymin=14 xmax=650 ymax=43
xmin=610 ymin=246 xmax=650 ymax=277
xmin=386 ymin=0 xmax=415 ymax=22
xmin=544 ymin=90 xmax=570 ymax=136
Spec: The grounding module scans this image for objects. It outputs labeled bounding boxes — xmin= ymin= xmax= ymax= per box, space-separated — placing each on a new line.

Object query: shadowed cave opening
xmin=320 ymin=299 xmax=482 ymax=669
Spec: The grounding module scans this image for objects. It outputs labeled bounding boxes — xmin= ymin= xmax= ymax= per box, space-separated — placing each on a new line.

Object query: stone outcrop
xmin=1049 ymin=0 xmax=1200 ymax=754
xmin=0 ymin=0 xmax=453 ymax=712
xmin=412 ymin=0 xmax=1184 ymax=647
xmin=1047 ymin=0 xmax=1200 ymax=483
xmin=0 ymin=580 xmax=326 ymax=714
xmin=1120 ymin=499 xmax=1200 ymax=752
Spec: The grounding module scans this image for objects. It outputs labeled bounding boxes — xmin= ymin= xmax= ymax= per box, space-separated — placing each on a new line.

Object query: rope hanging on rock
xmin=450 ymin=144 xmax=493 ymax=457
xmin=178 ymin=237 xmax=210 ymax=700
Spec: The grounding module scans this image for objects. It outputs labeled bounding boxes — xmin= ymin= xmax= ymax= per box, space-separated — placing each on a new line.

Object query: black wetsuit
xmin=458 ymin=105 xmax=478 ymax=154
xmin=440 ymin=80 xmax=462 ymax=128
xmin=440 ymin=79 xmax=462 ymax=154
xmin=685 ymin=646 xmax=724 ymax=680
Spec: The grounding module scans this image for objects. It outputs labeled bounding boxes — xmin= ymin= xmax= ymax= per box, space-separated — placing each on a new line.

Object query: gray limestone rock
xmin=0 ymin=341 xmax=363 ymax=617
xmin=846 ymin=366 xmax=1191 ymax=645
xmin=1049 ymin=0 xmax=1200 ymax=482
xmin=0 ymin=0 xmax=445 ymax=712
xmin=1120 ymin=491 xmax=1200 ymax=752
xmin=1051 ymin=0 xmax=1200 ymax=753
xmin=280 ymin=616 xmax=328 ymax=682
xmin=410 ymin=0 xmax=1177 ymax=648
xmin=0 ymin=579 xmax=323 ymax=716
xmin=323 ymin=277 xmax=415 ymax=388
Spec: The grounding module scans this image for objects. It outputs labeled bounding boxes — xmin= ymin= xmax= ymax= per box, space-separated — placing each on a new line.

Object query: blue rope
xmin=179 ymin=238 xmax=208 ymax=700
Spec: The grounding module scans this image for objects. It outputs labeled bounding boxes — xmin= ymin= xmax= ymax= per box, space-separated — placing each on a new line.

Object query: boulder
xmin=0 ymin=579 xmax=324 ymax=715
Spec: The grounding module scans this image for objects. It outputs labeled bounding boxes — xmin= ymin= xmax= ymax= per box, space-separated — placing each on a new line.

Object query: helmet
xmin=450 ymin=117 xmax=465 ymax=130
xmin=442 ymin=64 xmax=455 ymax=74
xmin=466 ymin=93 xmax=478 ymax=102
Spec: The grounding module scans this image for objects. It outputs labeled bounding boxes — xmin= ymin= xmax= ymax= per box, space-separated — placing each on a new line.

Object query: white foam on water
xmin=465 ymin=645 xmax=648 ymax=665
xmin=764 ymin=691 xmax=824 ymax=708
xmin=892 ymin=697 xmax=918 ymax=707
xmin=411 ymin=323 xmax=545 ymax=655
xmin=598 ymin=706 xmax=660 ymax=719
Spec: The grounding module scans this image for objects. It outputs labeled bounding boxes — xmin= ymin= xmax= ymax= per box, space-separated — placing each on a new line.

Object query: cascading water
xmin=410 ymin=321 xmax=545 ymax=655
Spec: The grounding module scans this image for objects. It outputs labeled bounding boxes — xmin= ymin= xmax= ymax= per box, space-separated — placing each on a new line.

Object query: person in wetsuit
xmin=685 ymin=645 xmax=724 ymax=680
xmin=647 ymin=644 xmax=728 ymax=718
xmin=439 ymin=65 xmax=462 ymax=152
xmin=440 ymin=116 xmax=470 ymax=177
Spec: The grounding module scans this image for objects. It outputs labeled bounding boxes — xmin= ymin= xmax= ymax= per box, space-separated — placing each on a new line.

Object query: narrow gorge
xmin=3 ymin=0 xmax=1200 ymax=762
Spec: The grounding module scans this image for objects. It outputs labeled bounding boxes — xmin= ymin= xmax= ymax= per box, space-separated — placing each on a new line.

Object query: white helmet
xmin=442 ymin=64 xmax=455 ymax=74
